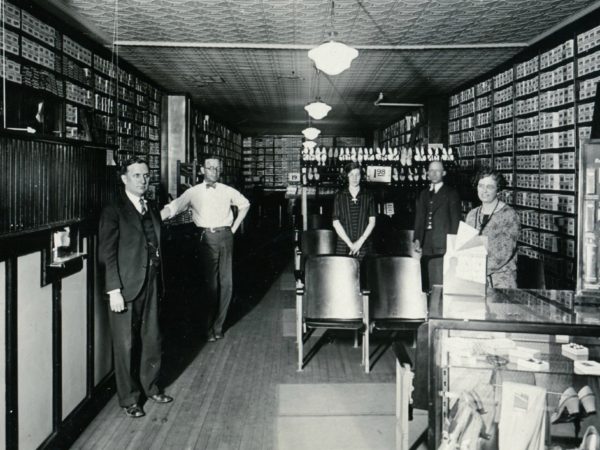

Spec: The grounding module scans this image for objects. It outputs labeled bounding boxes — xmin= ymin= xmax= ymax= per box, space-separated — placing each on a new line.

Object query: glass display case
xmin=428 ymin=287 xmax=600 ymax=449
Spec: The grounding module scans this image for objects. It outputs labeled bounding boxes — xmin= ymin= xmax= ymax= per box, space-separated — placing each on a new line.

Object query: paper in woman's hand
xmin=443 ymin=221 xmax=488 ymax=295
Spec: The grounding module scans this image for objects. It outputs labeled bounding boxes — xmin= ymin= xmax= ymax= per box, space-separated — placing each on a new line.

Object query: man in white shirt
xmin=161 ymin=156 xmax=250 ymax=341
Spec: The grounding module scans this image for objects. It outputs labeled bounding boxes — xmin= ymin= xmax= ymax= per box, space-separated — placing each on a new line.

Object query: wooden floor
xmin=72 ymin=231 xmax=401 ymax=449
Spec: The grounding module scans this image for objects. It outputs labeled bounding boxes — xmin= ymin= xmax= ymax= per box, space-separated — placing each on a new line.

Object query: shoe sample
xmin=579 ymin=385 xmax=597 ymax=417
xmin=207 ymin=332 xmax=217 ymax=342
xmin=551 ymin=387 xmax=579 ymax=424
xmin=149 ymin=393 xmax=173 ymax=404
xmin=215 ymin=332 xmax=224 ymax=340
xmin=123 ymin=403 xmax=145 ymax=418
xmin=400 ymin=147 xmax=407 ymax=166
xmin=579 ymin=425 xmax=600 ymax=450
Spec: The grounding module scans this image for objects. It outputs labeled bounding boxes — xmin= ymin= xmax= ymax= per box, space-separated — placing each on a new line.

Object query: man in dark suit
xmin=413 ymin=160 xmax=461 ymax=291
xmin=98 ymin=157 xmax=173 ymax=418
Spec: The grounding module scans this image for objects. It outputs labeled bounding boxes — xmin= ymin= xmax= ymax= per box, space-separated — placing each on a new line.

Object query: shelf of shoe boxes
xmin=0 ymin=2 xmax=163 ymax=199
xmin=192 ymin=112 xmax=242 ymax=187
xmin=0 ymin=5 xmax=65 ymax=130
xmin=242 ymin=135 xmax=302 ymax=191
xmin=113 ymin=70 xmax=161 ymax=199
xmin=447 ymin=25 xmax=600 ymax=288
xmin=380 ymin=110 xmax=425 ymax=148
xmin=113 ymin=58 xmax=161 ymax=199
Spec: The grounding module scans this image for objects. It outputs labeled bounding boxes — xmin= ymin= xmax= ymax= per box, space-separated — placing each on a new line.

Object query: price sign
xmin=366 ymin=165 xmax=392 ymax=183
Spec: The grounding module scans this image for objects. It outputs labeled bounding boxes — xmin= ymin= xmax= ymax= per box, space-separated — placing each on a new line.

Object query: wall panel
xmin=17 ymin=252 xmax=53 ymax=450
xmin=93 ymin=240 xmax=112 ymax=384
xmin=61 ymin=264 xmax=87 ymax=419
xmin=0 ymin=261 xmax=6 ymax=448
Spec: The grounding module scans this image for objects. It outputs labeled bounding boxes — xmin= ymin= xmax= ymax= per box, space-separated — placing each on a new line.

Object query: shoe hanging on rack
xmin=551 ymin=387 xmax=580 ymax=424
xmin=578 ymin=425 xmax=599 ymax=450
xmin=579 ymin=386 xmax=597 ymax=418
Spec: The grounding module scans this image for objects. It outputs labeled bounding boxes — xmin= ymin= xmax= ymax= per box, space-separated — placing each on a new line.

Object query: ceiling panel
xmin=116 ymin=46 xmax=518 ymax=134
xmin=50 ymin=0 xmax=600 ymax=135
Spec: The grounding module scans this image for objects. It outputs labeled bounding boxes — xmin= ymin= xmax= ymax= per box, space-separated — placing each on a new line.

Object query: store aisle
xmin=72 ymin=251 xmax=426 ymax=449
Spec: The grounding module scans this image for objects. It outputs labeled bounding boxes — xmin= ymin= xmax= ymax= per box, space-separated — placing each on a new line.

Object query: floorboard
xmin=72 ymin=232 xmax=425 ymax=449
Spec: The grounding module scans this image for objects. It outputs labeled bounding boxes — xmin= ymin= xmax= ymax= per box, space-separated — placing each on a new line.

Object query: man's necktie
xmin=140 ymin=198 xmax=147 ymax=214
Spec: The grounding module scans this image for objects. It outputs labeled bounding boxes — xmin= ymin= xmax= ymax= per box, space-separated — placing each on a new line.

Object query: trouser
xmin=199 ymin=228 xmax=234 ymax=334
xmin=420 ymin=254 xmax=444 ymax=292
xmin=108 ymin=265 xmax=161 ymax=407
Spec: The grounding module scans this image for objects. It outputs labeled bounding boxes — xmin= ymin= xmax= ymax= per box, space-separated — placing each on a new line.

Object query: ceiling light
xmin=308 ymin=33 xmax=358 ymax=76
xmin=302 ymin=127 xmax=321 ymax=140
xmin=304 ymin=100 xmax=331 ymax=120
xmin=303 ymin=140 xmax=317 ymax=150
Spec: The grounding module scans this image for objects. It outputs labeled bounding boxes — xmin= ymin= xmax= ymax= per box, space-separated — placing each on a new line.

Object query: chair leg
xmin=296 ymin=293 xmax=303 ymax=372
xmin=364 ymin=328 xmax=370 ymax=374
xmin=363 ymin=294 xmax=369 ymax=373
xmin=354 ymin=330 xmax=359 ymax=348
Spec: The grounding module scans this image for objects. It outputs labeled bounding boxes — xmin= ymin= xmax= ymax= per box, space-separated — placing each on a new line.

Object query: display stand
xmin=428 ymin=286 xmax=600 ymax=448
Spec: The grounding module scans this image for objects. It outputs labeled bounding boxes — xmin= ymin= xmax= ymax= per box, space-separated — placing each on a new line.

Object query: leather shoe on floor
xmin=207 ymin=333 xmax=216 ymax=342
xmin=149 ymin=393 xmax=173 ymax=404
xmin=123 ymin=403 xmax=145 ymax=418
xmin=215 ymin=332 xmax=224 ymax=340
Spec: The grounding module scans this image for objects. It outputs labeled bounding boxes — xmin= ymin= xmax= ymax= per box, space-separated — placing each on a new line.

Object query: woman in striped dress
xmin=332 ymin=162 xmax=376 ymax=259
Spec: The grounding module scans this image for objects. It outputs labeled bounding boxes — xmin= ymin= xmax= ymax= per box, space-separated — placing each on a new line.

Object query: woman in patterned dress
xmin=465 ymin=168 xmax=520 ymax=288
xmin=332 ymin=162 xmax=376 ymax=259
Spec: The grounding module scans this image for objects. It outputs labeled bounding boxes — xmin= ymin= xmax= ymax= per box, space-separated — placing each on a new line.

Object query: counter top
xmin=429 ymin=286 xmax=600 ymax=327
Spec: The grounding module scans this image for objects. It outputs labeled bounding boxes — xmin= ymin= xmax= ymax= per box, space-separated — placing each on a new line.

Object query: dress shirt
xmin=430 ymin=181 xmax=444 ymax=193
xmin=166 ymin=182 xmax=250 ymax=228
xmin=125 ymin=190 xmax=145 ymax=214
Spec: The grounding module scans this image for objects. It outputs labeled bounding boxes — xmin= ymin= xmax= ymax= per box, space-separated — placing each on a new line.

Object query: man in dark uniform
xmin=413 ymin=160 xmax=461 ymax=291
xmin=98 ymin=157 xmax=173 ymax=418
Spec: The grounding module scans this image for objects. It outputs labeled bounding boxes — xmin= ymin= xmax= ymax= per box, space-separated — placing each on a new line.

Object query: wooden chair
xmin=365 ymin=256 xmax=427 ymax=373
xmin=294 ymin=229 xmax=337 ymax=280
xmin=395 ymin=230 xmax=417 ymax=257
xmin=296 ymin=256 xmax=369 ymax=371
xmin=517 ymin=254 xmax=546 ymax=289
xmin=308 ymin=214 xmax=330 ymax=230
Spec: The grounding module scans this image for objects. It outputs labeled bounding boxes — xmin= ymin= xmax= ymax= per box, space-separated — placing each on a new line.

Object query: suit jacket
xmin=98 ymin=190 xmax=162 ymax=302
xmin=413 ymin=184 xmax=461 ymax=255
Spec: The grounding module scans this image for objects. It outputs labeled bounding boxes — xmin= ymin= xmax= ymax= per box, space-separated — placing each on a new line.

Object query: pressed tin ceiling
xmin=46 ymin=0 xmax=600 ymax=136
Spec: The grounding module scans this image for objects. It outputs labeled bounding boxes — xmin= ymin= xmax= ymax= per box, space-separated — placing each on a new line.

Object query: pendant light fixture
xmin=302 ymin=125 xmax=321 ymax=140
xmin=308 ymin=1 xmax=358 ymax=76
xmin=304 ymin=100 xmax=331 ymax=120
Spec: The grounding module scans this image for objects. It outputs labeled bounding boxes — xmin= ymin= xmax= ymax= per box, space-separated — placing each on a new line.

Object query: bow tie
xmin=206 ymin=183 xmax=216 ymax=189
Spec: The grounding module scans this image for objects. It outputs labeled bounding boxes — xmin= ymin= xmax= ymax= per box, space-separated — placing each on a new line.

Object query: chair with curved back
xmin=395 ymin=230 xmax=417 ymax=257
xmin=308 ymin=214 xmax=331 ymax=230
xmin=296 ymin=255 xmax=369 ymax=371
xmin=517 ymin=254 xmax=546 ymax=289
xmin=365 ymin=256 xmax=427 ymax=373
xmin=294 ymin=229 xmax=337 ymax=280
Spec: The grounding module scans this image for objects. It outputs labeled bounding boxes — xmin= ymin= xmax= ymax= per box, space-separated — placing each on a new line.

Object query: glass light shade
xmin=304 ymin=101 xmax=331 ymax=120
xmin=302 ymin=127 xmax=321 ymax=140
xmin=303 ymin=140 xmax=317 ymax=151
xmin=308 ymin=40 xmax=358 ymax=76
